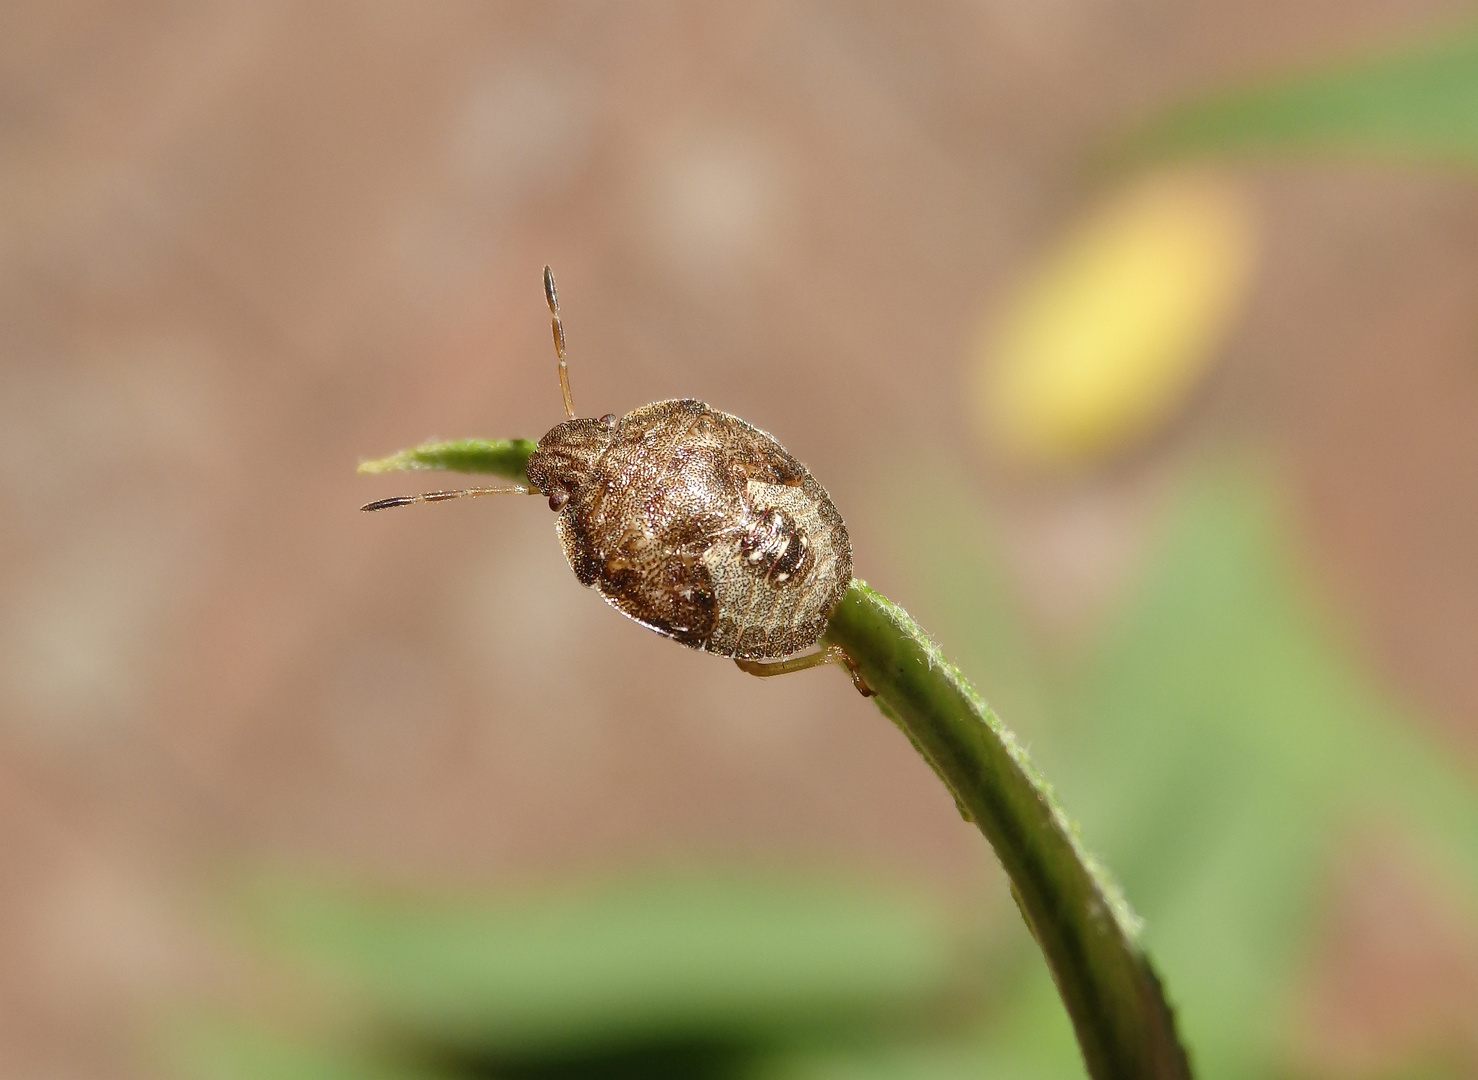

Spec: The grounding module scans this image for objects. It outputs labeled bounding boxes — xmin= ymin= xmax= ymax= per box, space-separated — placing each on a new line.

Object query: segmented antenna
xmin=360 ymin=485 xmax=537 ymax=512
xmin=545 ymin=265 xmax=575 ymax=419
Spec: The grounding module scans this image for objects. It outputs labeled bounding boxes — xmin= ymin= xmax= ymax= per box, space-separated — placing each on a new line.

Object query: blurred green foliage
xmin=1118 ymin=24 xmax=1478 ymax=166
xmin=167 ymin=872 xmax=981 ymax=1080
xmin=167 ymin=1020 xmax=444 ymax=1080
xmin=237 ymin=872 xmax=970 ymax=1059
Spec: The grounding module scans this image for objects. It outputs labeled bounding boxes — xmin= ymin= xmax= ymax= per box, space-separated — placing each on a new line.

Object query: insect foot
xmin=734 ymin=645 xmax=874 ymax=697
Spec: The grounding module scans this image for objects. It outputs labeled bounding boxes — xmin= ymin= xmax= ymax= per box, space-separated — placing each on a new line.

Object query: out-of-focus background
xmin=6 ymin=3 xmax=1478 ymax=1078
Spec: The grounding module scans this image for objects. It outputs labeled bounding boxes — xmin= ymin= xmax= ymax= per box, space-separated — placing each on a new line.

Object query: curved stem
xmin=823 ymin=582 xmax=1192 ymax=1080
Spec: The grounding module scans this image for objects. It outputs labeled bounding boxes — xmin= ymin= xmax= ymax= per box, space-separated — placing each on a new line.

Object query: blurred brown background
xmin=5 ymin=3 xmax=1478 ymax=1077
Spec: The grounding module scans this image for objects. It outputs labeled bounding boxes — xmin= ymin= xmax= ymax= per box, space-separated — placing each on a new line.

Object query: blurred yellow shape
xmin=978 ymin=172 xmax=1259 ymax=468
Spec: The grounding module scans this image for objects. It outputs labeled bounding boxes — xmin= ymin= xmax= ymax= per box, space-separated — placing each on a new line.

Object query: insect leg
xmin=360 ymin=486 xmax=540 ymax=512
xmin=734 ymin=645 xmax=874 ymax=697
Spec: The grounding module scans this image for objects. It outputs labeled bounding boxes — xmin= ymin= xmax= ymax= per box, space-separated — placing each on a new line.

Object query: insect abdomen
xmin=553 ymin=400 xmax=852 ymax=661
xmin=701 ymin=475 xmax=850 ymax=659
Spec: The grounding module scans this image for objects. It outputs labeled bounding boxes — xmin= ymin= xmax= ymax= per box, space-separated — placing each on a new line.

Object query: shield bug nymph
xmin=362 ymin=268 xmax=869 ymax=694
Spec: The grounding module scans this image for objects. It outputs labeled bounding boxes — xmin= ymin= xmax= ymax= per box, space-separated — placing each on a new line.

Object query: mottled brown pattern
xmin=527 ymin=399 xmax=852 ymax=660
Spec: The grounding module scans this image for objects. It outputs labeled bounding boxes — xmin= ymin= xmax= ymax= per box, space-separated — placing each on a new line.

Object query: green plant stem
xmin=823 ymin=582 xmax=1191 ymax=1080
xmin=358 ymin=438 xmax=538 ymax=477
xmin=358 ymin=438 xmax=1192 ymax=1078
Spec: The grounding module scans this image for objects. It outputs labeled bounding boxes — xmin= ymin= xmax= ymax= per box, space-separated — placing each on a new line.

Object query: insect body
xmin=527 ymin=398 xmax=851 ymax=660
xmin=363 ymin=269 xmax=867 ymax=693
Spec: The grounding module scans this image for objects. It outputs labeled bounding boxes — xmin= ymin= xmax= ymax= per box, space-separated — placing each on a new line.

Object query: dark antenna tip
xmin=361 ymin=496 xmax=413 ymax=512
xmin=543 ymin=265 xmax=558 ymax=310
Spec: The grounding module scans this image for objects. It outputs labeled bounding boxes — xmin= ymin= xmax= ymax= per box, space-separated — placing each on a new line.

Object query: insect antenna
xmin=361 ymin=485 xmax=539 ymax=512
xmin=544 ymin=265 xmax=575 ymax=419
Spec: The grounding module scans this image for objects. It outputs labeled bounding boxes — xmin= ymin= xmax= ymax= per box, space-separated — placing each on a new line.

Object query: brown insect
xmin=363 ymin=268 xmax=868 ymax=694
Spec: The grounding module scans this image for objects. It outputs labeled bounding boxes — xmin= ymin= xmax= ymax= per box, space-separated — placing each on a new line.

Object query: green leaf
xmin=357 ymin=439 xmax=536 ymax=481
xmin=238 ymin=871 xmax=967 ymax=1060
xmin=1058 ymin=466 xmax=1478 ymax=1077
xmin=162 ymin=1017 xmax=450 ymax=1080
xmin=823 ymin=588 xmax=1192 ymax=1080
xmin=1114 ymin=24 xmax=1478 ymax=166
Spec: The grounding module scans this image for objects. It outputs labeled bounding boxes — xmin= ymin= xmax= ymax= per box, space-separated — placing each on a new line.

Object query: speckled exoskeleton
xmin=363 ymin=268 xmax=868 ymax=694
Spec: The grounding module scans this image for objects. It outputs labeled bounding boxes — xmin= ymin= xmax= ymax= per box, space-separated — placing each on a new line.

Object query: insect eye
xmin=600 ymin=413 xmax=617 ymax=430
xmin=548 ymin=485 xmax=570 ymax=511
